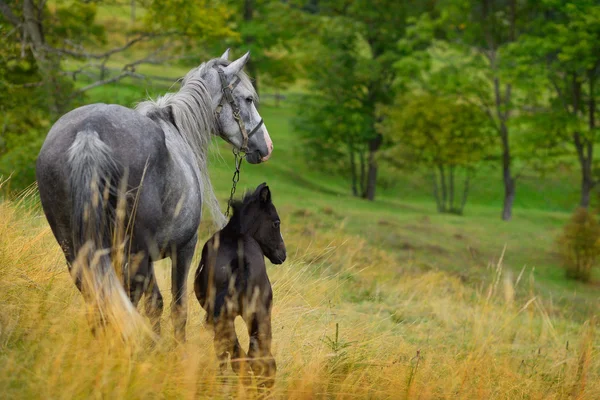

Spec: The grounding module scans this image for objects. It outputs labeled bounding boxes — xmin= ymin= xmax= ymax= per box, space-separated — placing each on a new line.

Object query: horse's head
xmin=232 ymin=183 xmax=286 ymax=264
xmin=206 ymin=49 xmax=273 ymax=164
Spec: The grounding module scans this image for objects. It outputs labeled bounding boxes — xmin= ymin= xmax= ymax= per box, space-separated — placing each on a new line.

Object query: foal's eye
xmin=273 ymin=220 xmax=280 ymax=229
xmin=246 ymin=97 xmax=254 ymax=104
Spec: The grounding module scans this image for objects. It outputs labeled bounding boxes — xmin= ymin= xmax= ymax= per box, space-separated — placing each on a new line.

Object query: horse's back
xmin=38 ymin=103 xmax=166 ymax=176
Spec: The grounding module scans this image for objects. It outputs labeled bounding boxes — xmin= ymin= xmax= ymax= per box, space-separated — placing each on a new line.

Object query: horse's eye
xmin=246 ymin=97 xmax=254 ymax=104
xmin=273 ymin=220 xmax=280 ymax=229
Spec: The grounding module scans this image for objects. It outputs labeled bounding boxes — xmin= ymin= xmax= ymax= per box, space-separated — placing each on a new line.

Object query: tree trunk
xmin=364 ymin=133 xmax=382 ymax=201
xmin=358 ymin=147 xmax=366 ymax=196
xmin=460 ymin=169 xmax=472 ymax=214
xmin=22 ymin=0 xmax=63 ymax=116
xmin=432 ymin=170 xmax=442 ymax=212
xmin=580 ymin=170 xmax=593 ymax=208
xmin=348 ymin=143 xmax=358 ymax=197
xmin=571 ymin=74 xmax=595 ymax=208
xmin=243 ymin=0 xmax=259 ymax=98
xmin=449 ymin=166 xmax=455 ymax=211
xmin=574 ymin=132 xmax=594 ymax=208
xmin=438 ymin=164 xmax=447 ymax=212
xmin=494 ymin=75 xmax=515 ymax=221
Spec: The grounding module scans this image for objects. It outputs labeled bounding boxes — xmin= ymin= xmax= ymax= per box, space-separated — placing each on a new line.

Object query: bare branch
xmin=45 ymin=30 xmax=177 ymax=61
xmin=45 ymin=34 xmax=152 ymax=60
xmin=122 ymin=42 xmax=170 ymax=71
xmin=71 ymin=71 xmax=144 ymax=97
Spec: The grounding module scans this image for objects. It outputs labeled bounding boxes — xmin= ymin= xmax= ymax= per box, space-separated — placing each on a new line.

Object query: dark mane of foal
xmin=222 ymin=189 xmax=263 ymax=236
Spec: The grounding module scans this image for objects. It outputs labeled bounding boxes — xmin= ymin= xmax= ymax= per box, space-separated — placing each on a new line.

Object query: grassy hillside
xmin=1 ymin=181 xmax=599 ymax=399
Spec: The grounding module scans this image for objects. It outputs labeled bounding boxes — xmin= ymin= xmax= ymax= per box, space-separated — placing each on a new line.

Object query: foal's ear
xmin=223 ymin=51 xmax=250 ymax=76
xmin=220 ymin=48 xmax=230 ymax=61
xmin=259 ymin=185 xmax=271 ymax=204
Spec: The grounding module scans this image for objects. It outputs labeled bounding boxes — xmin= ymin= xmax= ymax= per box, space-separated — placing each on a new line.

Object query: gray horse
xmin=36 ymin=50 xmax=271 ymax=341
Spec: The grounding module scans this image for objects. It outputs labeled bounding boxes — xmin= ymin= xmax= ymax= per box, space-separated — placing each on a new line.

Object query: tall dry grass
xmin=0 ymin=189 xmax=598 ymax=399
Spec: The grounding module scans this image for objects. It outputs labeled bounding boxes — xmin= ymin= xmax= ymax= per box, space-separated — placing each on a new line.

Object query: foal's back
xmin=194 ymin=232 xmax=272 ymax=321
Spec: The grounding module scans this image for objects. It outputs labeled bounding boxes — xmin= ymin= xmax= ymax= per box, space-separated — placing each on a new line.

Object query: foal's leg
xmin=247 ymin=310 xmax=276 ymax=388
xmin=212 ymin=298 xmax=251 ymax=382
xmin=171 ymin=238 xmax=196 ymax=342
xmin=213 ymin=316 xmax=237 ymax=373
xmin=144 ymin=263 xmax=164 ymax=335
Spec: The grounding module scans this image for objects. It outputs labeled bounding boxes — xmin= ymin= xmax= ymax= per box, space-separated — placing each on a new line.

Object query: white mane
xmin=135 ymin=59 xmax=254 ymax=228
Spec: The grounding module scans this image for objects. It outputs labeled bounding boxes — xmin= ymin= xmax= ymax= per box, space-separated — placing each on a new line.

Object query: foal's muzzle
xmin=269 ymin=248 xmax=286 ymax=264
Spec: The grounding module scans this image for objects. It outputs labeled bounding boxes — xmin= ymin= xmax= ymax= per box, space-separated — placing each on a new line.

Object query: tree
xmin=219 ymin=0 xmax=310 ymax=99
xmin=0 ymin=0 xmax=236 ymax=117
xmin=0 ymin=0 xmax=236 ymax=189
xmin=381 ymin=94 xmax=493 ymax=214
xmin=509 ymin=1 xmax=600 ymax=208
xmin=293 ymin=0 xmax=427 ymax=200
xmin=437 ymin=0 xmax=537 ymax=220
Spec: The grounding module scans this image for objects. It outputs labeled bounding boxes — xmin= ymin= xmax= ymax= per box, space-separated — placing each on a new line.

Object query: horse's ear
xmin=223 ymin=51 xmax=250 ymax=76
xmin=259 ymin=184 xmax=271 ymax=204
xmin=220 ymin=48 xmax=230 ymax=61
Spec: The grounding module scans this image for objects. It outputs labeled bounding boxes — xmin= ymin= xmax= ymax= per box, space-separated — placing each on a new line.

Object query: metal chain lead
xmin=225 ymin=148 xmax=243 ymax=217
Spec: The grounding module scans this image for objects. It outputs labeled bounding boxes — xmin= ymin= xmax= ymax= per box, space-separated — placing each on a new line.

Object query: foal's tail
xmin=68 ymin=129 xmax=147 ymax=341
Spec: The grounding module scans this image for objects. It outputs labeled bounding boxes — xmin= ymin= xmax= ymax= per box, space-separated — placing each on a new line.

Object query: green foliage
xmin=143 ymin=0 xmax=236 ymax=49
xmin=382 ymin=94 xmax=493 ymax=214
xmin=0 ymin=129 xmax=46 ymax=190
xmin=556 ymin=207 xmax=600 ymax=282
xmin=220 ymin=0 xmax=310 ymax=94
xmin=0 ymin=17 xmax=52 ymax=191
xmin=383 ymin=94 xmax=493 ymax=170
xmin=49 ymin=2 xmax=106 ymax=47
xmin=292 ymin=18 xmax=373 ymax=196
xmin=292 ymin=0 xmax=430 ymax=199
xmin=505 ymin=1 xmax=600 ymax=206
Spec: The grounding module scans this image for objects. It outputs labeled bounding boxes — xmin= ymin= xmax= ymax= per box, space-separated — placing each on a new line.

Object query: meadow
xmin=1 ymin=83 xmax=599 ymax=398
xmin=0 ymin=3 xmax=599 ymax=398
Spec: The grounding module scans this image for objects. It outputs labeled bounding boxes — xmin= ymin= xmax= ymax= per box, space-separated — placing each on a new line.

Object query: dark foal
xmin=194 ymin=183 xmax=286 ymax=387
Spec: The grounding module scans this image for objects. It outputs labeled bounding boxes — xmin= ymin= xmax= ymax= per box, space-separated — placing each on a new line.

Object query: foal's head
xmin=230 ymin=183 xmax=286 ymax=264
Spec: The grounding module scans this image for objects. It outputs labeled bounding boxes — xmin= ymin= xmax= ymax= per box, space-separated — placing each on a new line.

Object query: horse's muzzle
xmin=245 ymin=151 xmax=263 ymax=164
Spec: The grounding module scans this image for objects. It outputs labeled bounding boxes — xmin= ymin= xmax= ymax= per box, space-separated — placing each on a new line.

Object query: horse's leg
xmin=129 ymin=253 xmax=150 ymax=308
xmin=171 ymin=237 xmax=196 ymax=342
xmin=143 ymin=262 xmax=164 ymax=335
xmin=246 ymin=310 xmax=276 ymax=388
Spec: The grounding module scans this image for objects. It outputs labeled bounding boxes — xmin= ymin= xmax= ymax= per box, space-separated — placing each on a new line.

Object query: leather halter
xmin=214 ymin=66 xmax=264 ymax=153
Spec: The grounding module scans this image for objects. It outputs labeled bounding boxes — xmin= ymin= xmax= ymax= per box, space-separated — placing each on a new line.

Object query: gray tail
xmin=67 ymin=130 xmax=147 ymax=340
xmin=69 ymin=130 xmax=121 ymax=251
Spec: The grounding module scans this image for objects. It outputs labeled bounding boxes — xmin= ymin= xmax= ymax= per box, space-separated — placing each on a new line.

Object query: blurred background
xmin=2 ymin=0 xmax=600 ymax=305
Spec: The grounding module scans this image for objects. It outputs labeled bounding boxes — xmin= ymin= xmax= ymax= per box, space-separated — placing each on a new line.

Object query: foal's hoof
xmin=257 ymin=375 xmax=275 ymax=389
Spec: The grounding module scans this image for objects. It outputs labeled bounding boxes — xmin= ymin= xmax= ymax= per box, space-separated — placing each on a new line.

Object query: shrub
xmin=556 ymin=207 xmax=600 ymax=282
